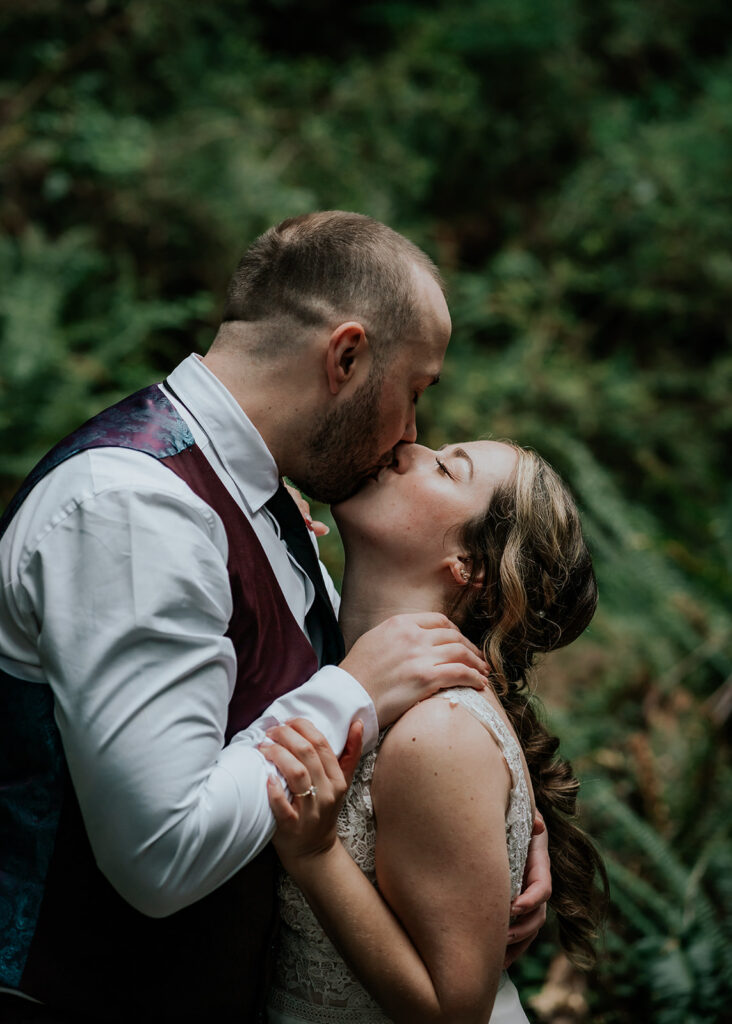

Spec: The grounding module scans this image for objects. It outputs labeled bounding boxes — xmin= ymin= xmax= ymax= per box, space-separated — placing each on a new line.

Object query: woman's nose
xmin=393 ymin=443 xmax=429 ymax=473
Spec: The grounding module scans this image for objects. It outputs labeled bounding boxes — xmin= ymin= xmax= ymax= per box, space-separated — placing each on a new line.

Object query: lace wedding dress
xmin=267 ymin=688 xmax=533 ymax=1023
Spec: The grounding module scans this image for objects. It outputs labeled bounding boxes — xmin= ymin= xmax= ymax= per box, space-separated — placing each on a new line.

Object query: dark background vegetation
xmin=1 ymin=2 xmax=730 ymax=1021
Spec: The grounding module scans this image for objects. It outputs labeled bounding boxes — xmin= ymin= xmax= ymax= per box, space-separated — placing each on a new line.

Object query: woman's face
xmin=334 ymin=440 xmax=518 ymax=570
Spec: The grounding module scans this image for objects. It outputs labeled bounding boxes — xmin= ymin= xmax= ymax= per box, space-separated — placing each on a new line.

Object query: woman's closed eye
xmin=435 ymin=457 xmax=453 ymax=479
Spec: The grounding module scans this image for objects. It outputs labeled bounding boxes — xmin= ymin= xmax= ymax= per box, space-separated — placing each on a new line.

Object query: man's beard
xmin=294 ymin=372 xmax=386 ymax=505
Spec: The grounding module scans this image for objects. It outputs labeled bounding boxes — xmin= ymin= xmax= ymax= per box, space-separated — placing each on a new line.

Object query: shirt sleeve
xmin=14 ymin=468 xmax=373 ymax=919
xmin=230 ymin=665 xmax=380 ymax=767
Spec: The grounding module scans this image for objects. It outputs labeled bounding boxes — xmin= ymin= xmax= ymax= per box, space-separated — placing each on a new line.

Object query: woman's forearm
xmin=265 ymin=702 xmax=512 ymax=1022
xmin=281 ymin=839 xmax=498 ymax=1024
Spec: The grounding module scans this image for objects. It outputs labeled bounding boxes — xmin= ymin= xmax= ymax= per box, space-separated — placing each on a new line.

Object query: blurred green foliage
xmin=1 ymin=2 xmax=730 ymax=1021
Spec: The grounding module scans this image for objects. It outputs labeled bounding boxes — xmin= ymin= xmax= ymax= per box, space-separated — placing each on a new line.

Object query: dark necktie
xmin=266 ymin=482 xmax=345 ymax=666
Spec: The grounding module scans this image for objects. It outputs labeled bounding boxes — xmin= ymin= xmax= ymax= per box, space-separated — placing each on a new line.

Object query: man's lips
xmin=347 ymin=454 xmax=397 ymax=498
xmin=367 ymin=456 xmax=396 ymax=483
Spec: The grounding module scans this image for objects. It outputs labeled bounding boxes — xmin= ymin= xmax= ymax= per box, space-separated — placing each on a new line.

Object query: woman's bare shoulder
xmin=372 ymin=690 xmax=511 ymax=807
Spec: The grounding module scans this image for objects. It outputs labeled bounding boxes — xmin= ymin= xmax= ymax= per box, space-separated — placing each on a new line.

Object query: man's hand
xmin=340 ymin=612 xmax=491 ymax=728
xmin=504 ymin=812 xmax=551 ymax=967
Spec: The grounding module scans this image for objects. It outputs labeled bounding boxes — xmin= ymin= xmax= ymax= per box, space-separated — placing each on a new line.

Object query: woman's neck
xmin=338 ymin=557 xmax=446 ymax=652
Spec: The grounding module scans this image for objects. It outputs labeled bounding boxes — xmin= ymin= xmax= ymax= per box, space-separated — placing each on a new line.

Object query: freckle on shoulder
xmin=378 ymin=691 xmax=510 ymax=791
xmin=381 ymin=692 xmax=473 ymax=755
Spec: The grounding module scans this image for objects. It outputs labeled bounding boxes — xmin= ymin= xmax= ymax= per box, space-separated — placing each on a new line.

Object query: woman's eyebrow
xmin=438 ymin=445 xmax=474 ymax=480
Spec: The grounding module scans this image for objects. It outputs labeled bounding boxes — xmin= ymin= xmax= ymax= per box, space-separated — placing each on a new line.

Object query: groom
xmin=0 ymin=213 xmax=547 ymax=1021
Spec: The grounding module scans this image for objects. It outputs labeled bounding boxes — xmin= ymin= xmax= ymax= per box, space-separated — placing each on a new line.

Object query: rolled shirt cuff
xmin=230 ymin=665 xmax=379 ymax=757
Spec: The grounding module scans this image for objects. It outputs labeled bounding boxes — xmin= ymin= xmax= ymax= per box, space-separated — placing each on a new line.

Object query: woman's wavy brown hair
xmin=448 ymin=444 xmax=609 ymax=968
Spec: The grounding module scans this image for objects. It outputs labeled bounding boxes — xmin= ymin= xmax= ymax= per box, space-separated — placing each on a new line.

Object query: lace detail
xmin=268 ymin=986 xmax=389 ymax=1023
xmin=268 ymin=688 xmax=533 ymax=1023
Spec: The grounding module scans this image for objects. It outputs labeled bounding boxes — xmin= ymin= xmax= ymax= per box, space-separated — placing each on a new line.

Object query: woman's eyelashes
xmin=435 ymin=457 xmax=453 ymax=479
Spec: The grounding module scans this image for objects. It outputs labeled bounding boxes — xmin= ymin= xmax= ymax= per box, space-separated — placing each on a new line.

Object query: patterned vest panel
xmin=0 ymin=385 xmax=319 ymax=1020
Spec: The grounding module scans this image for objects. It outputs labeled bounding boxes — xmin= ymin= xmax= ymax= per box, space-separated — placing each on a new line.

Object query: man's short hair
xmin=220 ymin=211 xmax=442 ymax=362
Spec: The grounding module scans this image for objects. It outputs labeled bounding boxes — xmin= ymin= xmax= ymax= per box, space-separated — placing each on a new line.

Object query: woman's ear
xmin=449 ymin=555 xmax=482 ymax=586
xmin=325 ymin=322 xmax=370 ymax=395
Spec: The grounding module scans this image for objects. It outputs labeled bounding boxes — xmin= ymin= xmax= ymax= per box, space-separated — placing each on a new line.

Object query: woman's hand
xmin=261 ymin=717 xmax=363 ymax=866
xmin=284 ymin=483 xmax=330 ymax=536
xmin=504 ymin=812 xmax=551 ymax=967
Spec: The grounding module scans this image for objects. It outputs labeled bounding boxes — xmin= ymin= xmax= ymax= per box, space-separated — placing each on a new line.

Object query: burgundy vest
xmin=0 ymin=386 xmax=319 ymax=1021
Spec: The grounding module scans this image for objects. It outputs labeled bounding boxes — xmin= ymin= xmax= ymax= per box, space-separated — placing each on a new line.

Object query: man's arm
xmin=24 ymin=477 xmax=286 ymax=916
xmin=11 ymin=454 xmax=490 ymax=918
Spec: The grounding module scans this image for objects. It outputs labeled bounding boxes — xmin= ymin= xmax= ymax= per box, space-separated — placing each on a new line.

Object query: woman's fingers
xmin=265 ymin=722 xmax=327 ymax=784
xmin=511 ymin=874 xmax=551 ymax=917
xmin=266 ymin=775 xmax=298 ymax=825
xmin=282 ymin=718 xmax=345 ymax=786
xmin=505 ymin=814 xmax=550 ymax=965
xmin=338 ymin=720 xmax=364 ymax=788
xmin=260 ymin=736 xmax=316 ymax=797
xmin=283 ymin=483 xmax=330 ymax=536
xmin=261 ymin=722 xmax=351 ymax=864
xmin=504 ymin=901 xmax=545 ymax=965
xmin=503 ymin=933 xmax=535 ymax=969
xmin=260 ymin=719 xmax=349 ymax=805
xmin=508 ymin=904 xmax=546 ymax=944
xmin=512 ymin=818 xmax=552 ymax=917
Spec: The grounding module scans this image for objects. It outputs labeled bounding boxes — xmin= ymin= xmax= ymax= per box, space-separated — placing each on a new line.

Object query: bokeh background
xmin=1 ymin=2 xmax=730 ymax=1021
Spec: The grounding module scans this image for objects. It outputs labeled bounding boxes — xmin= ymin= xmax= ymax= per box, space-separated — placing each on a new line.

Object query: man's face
xmin=297 ymin=268 xmax=451 ymax=504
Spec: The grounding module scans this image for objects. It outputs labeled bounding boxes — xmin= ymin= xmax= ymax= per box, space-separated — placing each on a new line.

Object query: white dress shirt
xmin=0 ymin=353 xmax=378 ymax=919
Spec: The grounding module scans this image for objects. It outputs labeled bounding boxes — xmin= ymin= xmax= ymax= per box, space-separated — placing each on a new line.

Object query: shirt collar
xmin=166 ymin=353 xmax=280 ymax=513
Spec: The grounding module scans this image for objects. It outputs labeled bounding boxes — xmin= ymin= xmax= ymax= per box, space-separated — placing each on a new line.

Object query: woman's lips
xmin=362 ymin=454 xmax=397 ymax=488
xmin=371 ymin=464 xmax=393 ymax=483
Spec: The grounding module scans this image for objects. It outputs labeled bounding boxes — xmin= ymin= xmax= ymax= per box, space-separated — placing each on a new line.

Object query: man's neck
xmin=201 ymin=348 xmax=315 ymax=478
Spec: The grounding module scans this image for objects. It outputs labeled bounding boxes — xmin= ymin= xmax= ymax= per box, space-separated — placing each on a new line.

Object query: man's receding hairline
xmin=218 ymin=212 xmax=444 ymax=359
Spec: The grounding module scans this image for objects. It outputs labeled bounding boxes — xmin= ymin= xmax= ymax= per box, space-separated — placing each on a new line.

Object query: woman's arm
xmin=265 ymin=697 xmax=513 ymax=1024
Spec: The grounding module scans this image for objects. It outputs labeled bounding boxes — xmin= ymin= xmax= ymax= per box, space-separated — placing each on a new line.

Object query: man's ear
xmin=448 ymin=555 xmax=483 ymax=586
xmin=325 ymin=322 xmax=370 ymax=396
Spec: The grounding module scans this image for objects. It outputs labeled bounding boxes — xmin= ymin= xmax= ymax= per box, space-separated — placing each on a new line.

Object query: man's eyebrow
xmin=438 ymin=444 xmax=474 ymax=480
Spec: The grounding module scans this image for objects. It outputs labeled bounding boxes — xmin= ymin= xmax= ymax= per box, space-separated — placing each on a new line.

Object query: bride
xmin=262 ymin=439 xmax=608 ymax=1023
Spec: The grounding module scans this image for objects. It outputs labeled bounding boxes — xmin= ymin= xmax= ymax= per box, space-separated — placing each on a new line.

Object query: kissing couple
xmin=0 ymin=212 xmax=606 ymax=1023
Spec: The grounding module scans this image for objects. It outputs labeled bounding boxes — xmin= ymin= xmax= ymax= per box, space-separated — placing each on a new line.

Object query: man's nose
xmin=400 ymin=405 xmax=418 ymax=444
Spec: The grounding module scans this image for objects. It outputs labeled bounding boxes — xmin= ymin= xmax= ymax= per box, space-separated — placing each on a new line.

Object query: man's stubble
xmin=295 ymin=369 xmax=387 ymax=505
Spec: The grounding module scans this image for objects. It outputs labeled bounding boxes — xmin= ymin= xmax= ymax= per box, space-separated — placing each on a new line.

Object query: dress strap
xmin=435 ymin=687 xmax=534 ymax=899
xmin=436 ymin=688 xmax=525 ymax=792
